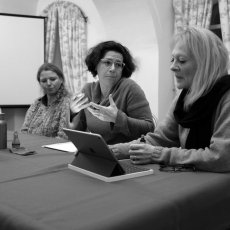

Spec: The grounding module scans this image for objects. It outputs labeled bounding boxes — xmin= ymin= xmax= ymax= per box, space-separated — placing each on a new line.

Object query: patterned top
xmin=21 ymin=85 xmax=70 ymax=139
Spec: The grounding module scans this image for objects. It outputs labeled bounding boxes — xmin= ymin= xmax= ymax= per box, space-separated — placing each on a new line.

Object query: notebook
xmin=42 ymin=142 xmax=77 ymax=153
xmin=63 ymin=128 xmax=154 ymax=182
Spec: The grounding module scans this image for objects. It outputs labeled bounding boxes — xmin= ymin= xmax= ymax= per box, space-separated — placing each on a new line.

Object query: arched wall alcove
xmin=37 ymin=0 xmax=174 ymax=121
xmin=91 ymin=0 xmax=159 ymax=118
xmin=147 ymin=0 xmax=175 ymax=120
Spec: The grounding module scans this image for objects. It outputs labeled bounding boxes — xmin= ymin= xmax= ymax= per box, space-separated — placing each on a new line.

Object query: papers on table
xmin=42 ymin=142 xmax=77 ymax=153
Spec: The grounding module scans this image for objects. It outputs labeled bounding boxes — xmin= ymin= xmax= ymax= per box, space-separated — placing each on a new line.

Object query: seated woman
xmin=111 ymin=27 xmax=230 ymax=172
xmin=69 ymin=41 xmax=155 ymax=144
xmin=21 ymin=63 xmax=70 ymax=139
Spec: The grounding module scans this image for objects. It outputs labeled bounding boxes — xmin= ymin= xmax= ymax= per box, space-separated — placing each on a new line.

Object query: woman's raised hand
xmin=87 ymin=94 xmax=118 ymax=123
xmin=70 ymin=93 xmax=90 ymax=114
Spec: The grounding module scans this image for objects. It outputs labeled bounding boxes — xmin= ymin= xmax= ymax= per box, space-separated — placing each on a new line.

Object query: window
xmin=210 ymin=2 xmax=222 ymax=40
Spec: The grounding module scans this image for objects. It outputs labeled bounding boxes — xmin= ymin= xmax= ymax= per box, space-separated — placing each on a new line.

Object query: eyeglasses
xmin=100 ymin=58 xmax=125 ymax=69
xmin=159 ymin=163 xmax=196 ymax=172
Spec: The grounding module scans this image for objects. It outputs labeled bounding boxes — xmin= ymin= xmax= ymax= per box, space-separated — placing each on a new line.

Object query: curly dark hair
xmin=85 ymin=41 xmax=136 ymax=78
xmin=37 ymin=63 xmax=65 ymax=83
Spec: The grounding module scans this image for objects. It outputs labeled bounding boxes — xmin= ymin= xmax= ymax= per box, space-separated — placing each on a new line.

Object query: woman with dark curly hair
xmin=69 ymin=41 xmax=155 ymax=144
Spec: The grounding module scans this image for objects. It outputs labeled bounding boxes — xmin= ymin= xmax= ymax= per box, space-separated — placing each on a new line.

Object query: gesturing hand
xmin=87 ymin=94 xmax=118 ymax=123
xmin=70 ymin=93 xmax=90 ymax=114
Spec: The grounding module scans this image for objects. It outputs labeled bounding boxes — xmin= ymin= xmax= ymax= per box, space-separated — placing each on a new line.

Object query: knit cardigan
xmin=73 ymin=78 xmax=154 ymax=144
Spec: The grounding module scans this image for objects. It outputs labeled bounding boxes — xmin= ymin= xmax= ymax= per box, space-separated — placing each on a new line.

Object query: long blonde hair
xmin=173 ymin=27 xmax=229 ymax=110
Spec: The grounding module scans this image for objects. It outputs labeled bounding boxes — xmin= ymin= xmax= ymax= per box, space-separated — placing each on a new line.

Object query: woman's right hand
xmin=70 ymin=93 xmax=90 ymax=114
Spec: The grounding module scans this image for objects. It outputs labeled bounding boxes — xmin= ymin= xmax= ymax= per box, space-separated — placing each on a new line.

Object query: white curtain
xmin=43 ymin=6 xmax=57 ymax=63
xmin=173 ymin=0 xmax=213 ymax=33
xmin=42 ymin=1 xmax=88 ymax=94
xmin=219 ymin=0 xmax=230 ymax=63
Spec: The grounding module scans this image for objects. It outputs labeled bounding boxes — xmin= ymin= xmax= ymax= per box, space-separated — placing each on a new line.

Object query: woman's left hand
xmin=87 ymin=94 xmax=118 ymax=123
xmin=129 ymin=143 xmax=160 ymax=165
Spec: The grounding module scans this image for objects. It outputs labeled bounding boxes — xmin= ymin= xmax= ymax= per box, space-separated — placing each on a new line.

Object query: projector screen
xmin=0 ymin=13 xmax=45 ymax=106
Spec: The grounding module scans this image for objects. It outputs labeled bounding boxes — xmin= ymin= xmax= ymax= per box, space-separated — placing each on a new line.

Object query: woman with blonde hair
xmin=111 ymin=26 xmax=230 ymax=172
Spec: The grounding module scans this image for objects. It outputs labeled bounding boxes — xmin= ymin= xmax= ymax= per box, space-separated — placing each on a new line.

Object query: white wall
xmin=0 ymin=0 xmax=37 ymax=14
xmin=148 ymin=0 xmax=175 ymax=119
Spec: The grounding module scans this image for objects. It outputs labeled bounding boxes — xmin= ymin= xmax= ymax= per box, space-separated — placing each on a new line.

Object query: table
xmin=0 ymin=132 xmax=230 ymax=230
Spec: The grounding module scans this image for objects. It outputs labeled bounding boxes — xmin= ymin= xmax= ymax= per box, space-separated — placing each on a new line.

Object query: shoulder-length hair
xmin=37 ymin=63 xmax=65 ymax=83
xmin=173 ymin=27 xmax=229 ymax=110
xmin=85 ymin=40 xmax=136 ymax=78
